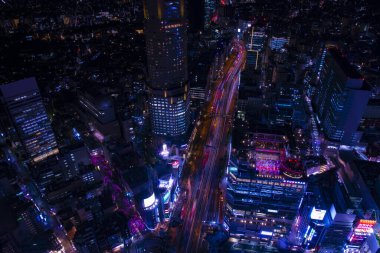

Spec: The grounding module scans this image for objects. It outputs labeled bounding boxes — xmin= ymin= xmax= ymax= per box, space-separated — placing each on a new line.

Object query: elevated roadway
xmin=174 ymin=39 xmax=246 ymax=253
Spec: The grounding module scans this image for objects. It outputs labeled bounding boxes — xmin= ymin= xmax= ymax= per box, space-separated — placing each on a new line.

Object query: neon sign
xmin=310 ymin=207 xmax=326 ymax=221
xmin=354 ymin=220 xmax=376 ymax=234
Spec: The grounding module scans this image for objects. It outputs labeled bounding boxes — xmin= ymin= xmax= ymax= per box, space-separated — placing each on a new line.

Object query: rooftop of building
xmin=78 ymin=84 xmax=112 ymax=102
xmin=0 ymin=197 xmax=20 ymax=234
xmin=0 ymin=77 xmax=39 ymax=99
xmin=328 ymin=47 xmax=362 ymax=79
xmin=238 ymin=88 xmax=262 ymax=99
xmin=309 ymin=170 xmax=354 ymax=213
xmin=367 ymin=98 xmax=380 ymax=106
xmin=155 ymin=160 xmax=174 ymax=179
xmin=352 ymin=160 xmax=380 ymax=183
xmin=302 ymin=156 xmax=327 ymax=168
xmin=230 ymin=162 xmax=307 ymax=182
xmin=232 ymin=148 xmax=306 ymax=181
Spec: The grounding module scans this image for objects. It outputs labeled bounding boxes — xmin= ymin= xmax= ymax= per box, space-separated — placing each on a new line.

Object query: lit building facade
xmin=225 ymin=167 xmax=306 ymax=244
xmin=301 ymin=208 xmax=326 ymax=250
xmin=158 ymin=173 xmax=176 ymax=220
xmin=319 ymin=204 xmax=356 ymax=252
xmin=225 ymin=133 xmax=306 ymax=245
xmin=298 ymin=171 xmax=358 ymax=252
xmin=348 ymin=219 xmax=376 ymax=250
xmin=315 ymin=47 xmax=327 ymax=80
xmin=0 ymin=78 xmax=58 ymax=162
xmin=314 ymin=47 xmax=371 ymax=145
xmin=144 ymin=0 xmax=189 ymax=137
xmin=247 ymin=30 xmax=266 ymax=71
xmin=269 ymin=36 xmax=289 ymax=50
xmin=141 ymin=191 xmax=160 ymax=229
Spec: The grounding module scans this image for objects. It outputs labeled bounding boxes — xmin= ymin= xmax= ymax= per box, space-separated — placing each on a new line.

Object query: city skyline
xmin=1 ymin=1 xmax=380 ymax=253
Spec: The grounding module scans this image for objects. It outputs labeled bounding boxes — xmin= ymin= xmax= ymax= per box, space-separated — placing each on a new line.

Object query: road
xmin=174 ymin=39 xmax=246 ymax=253
xmin=2 ymin=147 xmax=77 ymax=253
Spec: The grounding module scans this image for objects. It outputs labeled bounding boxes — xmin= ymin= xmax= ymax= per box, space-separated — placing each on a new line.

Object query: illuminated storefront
xmin=348 ymin=220 xmax=376 ymax=249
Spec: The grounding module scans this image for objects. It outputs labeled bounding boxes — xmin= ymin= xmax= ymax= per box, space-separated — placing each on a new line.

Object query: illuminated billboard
xmin=310 ymin=207 xmax=326 ymax=221
xmin=143 ymin=193 xmax=156 ymax=208
xmin=354 ymin=219 xmax=376 ymax=234
xmin=349 ymin=219 xmax=376 ymax=244
xmin=260 ymin=231 xmax=273 ymax=236
xmin=158 ymin=176 xmax=174 ymax=189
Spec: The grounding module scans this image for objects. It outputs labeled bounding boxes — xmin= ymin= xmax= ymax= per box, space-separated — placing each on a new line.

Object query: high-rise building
xmin=314 ymin=47 xmax=371 ymax=145
xmin=225 ymin=133 xmax=307 ymax=245
xmin=246 ymin=29 xmax=266 ymax=71
xmin=298 ymin=171 xmax=357 ymax=252
xmin=0 ymin=78 xmax=58 ymax=162
xmin=144 ymin=0 xmax=189 ymax=137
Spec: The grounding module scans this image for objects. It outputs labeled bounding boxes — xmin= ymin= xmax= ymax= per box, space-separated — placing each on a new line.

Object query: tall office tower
xmin=298 ymin=171 xmax=357 ymax=252
xmin=144 ymin=0 xmax=189 ymax=137
xmin=225 ymin=133 xmax=307 ymax=245
xmin=204 ymin=0 xmax=217 ymax=29
xmin=0 ymin=78 xmax=58 ymax=162
xmin=314 ymin=47 xmax=371 ymax=145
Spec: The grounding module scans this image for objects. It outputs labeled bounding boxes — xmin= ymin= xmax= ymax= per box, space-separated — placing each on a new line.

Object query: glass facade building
xmin=269 ymin=36 xmax=289 ymax=50
xmin=149 ymin=97 xmax=187 ymax=136
xmin=144 ymin=0 xmax=189 ymax=137
xmin=247 ymin=30 xmax=266 ymax=70
xmin=225 ymin=166 xmax=306 ymax=243
xmin=225 ymin=133 xmax=306 ymax=245
xmin=0 ymin=78 xmax=58 ymax=162
xmin=298 ymin=171 xmax=359 ymax=252
xmin=314 ymin=47 xmax=371 ymax=145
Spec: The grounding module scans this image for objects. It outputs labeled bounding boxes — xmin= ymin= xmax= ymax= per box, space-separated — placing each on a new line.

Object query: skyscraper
xmin=144 ymin=0 xmax=189 ymax=137
xmin=246 ymin=30 xmax=266 ymax=71
xmin=314 ymin=47 xmax=371 ymax=145
xmin=0 ymin=78 xmax=58 ymax=162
